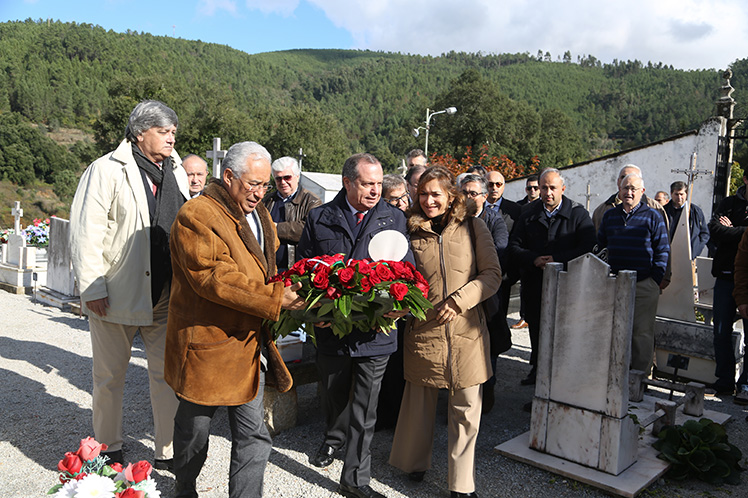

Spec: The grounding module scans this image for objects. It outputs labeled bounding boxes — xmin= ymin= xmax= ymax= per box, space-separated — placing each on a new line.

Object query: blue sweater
xmin=598 ymin=202 xmax=670 ymax=284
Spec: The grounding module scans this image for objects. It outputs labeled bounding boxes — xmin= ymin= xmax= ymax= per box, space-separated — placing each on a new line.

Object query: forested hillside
xmin=0 ymin=18 xmax=745 ymax=223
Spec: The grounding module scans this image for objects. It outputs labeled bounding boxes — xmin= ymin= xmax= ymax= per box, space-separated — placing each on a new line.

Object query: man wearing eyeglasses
xmin=382 ymin=174 xmax=410 ymax=212
xmin=597 ymin=172 xmax=669 ymax=376
xmin=167 ymin=141 xmax=307 ymax=497
xmin=517 ymin=174 xmax=540 ymax=206
xmin=262 ymin=156 xmax=321 ymax=272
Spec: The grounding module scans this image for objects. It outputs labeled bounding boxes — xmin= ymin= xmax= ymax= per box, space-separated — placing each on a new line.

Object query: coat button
xmin=145 ymin=271 xmax=150 ymax=276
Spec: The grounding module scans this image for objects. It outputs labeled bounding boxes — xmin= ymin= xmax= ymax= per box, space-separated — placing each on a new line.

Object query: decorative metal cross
xmin=297 ymin=148 xmax=307 ymax=170
xmin=671 ymin=152 xmax=712 ymax=208
xmin=578 ymin=181 xmax=598 ymax=212
xmin=11 ymin=201 xmax=23 ymax=234
xmin=205 ymin=137 xmax=227 ymax=178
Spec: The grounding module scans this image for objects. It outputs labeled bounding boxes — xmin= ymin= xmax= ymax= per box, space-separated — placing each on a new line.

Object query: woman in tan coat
xmin=389 ymin=166 xmax=501 ymax=498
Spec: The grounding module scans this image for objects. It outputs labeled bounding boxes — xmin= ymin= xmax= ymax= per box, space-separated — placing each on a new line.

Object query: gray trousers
xmin=174 ymin=372 xmax=270 ymax=498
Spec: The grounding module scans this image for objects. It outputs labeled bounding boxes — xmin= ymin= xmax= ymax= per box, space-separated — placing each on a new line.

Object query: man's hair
xmin=539 ymin=168 xmax=564 ymax=186
xmin=461 ymin=174 xmax=488 ymax=193
xmin=182 ymin=154 xmax=208 ymax=171
xmin=405 ymin=164 xmax=426 ymax=184
xmin=526 ymin=174 xmax=539 ymax=184
xmin=621 ymin=172 xmax=644 ymax=188
xmin=382 ymin=174 xmax=407 ymax=197
xmin=619 ymin=164 xmax=642 ymax=177
xmin=670 ymin=181 xmax=687 ymax=193
xmin=125 ymin=100 xmax=178 ymax=142
xmin=223 ymin=142 xmax=271 ymax=177
xmin=342 ymin=153 xmax=380 ymax=182
xmin=271 ymin=156 xmax=301 ymax=176
xmin=466 ymin=165 xmax=488 ymax=176
xmin=406 ymin=149 xmax=426 ymax=162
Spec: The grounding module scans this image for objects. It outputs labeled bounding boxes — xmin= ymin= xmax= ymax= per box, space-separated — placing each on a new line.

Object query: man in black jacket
xmin=508 ymin=169 xmax=596 ymax=386
xmin=708 ymin=169 xmax=748 ymax=397
xmin=262 ymin=156 xmax=322 ymax=272
xmin=298 ymin=153 xmax=413 ymax=498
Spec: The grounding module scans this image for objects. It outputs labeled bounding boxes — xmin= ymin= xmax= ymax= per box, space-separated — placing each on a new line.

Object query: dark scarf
xmin=132 ymin=143 xmax=185 ymax=305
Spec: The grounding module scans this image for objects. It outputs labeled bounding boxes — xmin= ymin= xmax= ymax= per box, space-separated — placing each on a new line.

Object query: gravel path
xmin=1 ymin=291 xmax=747 ymax=497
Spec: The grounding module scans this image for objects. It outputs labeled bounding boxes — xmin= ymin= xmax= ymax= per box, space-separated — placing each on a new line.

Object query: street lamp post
xmin=412 ymin=106 xmax=457 ymax=158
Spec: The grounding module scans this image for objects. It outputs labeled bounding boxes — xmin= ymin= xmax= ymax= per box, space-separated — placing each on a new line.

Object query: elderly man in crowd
xmin=508 ymin=169 xmax=596 ymax=388
xmin=70 ymin=100 xmax=189 ymax=467
xmin=299 ymin=153 xmax=413 ymax=498
xmin=663 ymin=180 xmax=709 ymax=259
xmin=406 ymin=148 xmax=428 ymax=169
xmin=654 ymin=191 xmax=670 ymax=206
xmin=182 ymin=154 xmax=209 ymax=198
xmin=261 ymin=156 xmax=321 ymax=272
xmin=167 ymin=142 xmax=306 ymax=497
xmin=382 ymin=174 xmax=410 ymax=212
xmin=597 ymin=173 xmax=670 ymax=375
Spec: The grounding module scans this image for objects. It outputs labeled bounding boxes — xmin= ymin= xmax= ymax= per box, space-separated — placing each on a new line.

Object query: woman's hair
xmin=409 ymin=165 xmax=467 ymax=226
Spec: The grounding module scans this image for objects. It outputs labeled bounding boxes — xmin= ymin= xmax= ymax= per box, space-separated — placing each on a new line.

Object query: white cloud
xmin=301 ymin=0 xmax=747 ymax=70
xmin=197 ymin=0 xmax=238 ymax=16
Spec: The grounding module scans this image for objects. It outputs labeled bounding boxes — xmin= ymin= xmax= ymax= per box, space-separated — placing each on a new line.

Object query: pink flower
xmin=77 ymin=437 xmax=108 ymax=461
xmin=124 ymin=461 xmax=152 ymax=483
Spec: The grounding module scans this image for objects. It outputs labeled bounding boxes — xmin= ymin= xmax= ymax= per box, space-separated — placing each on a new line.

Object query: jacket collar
xmin=202 ymin=178 xmax=276 ymax=277
xmin=527 ymin=195 xmax=574 ymax=222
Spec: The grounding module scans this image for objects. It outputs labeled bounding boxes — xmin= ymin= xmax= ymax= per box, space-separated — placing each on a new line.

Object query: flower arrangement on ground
xmin=48 ymin=437 xmax=160 ymax=497
xmin=267 ymin=254 xmax=432 ymax=341
xmin=1 ymin=218 xmax=51 ymax=247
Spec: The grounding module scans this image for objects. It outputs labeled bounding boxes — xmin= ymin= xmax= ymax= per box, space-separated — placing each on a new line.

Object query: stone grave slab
xmin=37 ymin=217 xmax=79 ymax=310
xmin=657 ymin=205 xmax=696 ymax=322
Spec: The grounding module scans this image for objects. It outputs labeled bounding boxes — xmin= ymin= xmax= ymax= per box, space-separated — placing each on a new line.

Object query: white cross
xmin=578 ymin=182 xmax=598 ymax=212
xmin=11 ymin=201 xmax=22 ymax=234
xmin=206 ymin=137 xmax=227 ymax=178
xmin=672 ymin=153 xmax=713 ymax=208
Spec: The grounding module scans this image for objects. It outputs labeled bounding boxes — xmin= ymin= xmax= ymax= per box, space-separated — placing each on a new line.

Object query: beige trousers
xmin=389 ymin=382 xmax=482 ymax=494
xmin=631 ymin=277 xmax=661 ymax=375
xmin=89 ymin=288 xmax=178 ymax=459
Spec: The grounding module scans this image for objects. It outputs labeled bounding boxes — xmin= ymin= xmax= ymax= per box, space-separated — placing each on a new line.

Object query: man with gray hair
xmin=167 ymin=141 xmax=306 ymax=497
xmin=70 ymin=100 xmax=190 ymax=467
xmin=382 ymin=173 xmax=409 ymax=211
xmin=508 ymin=168 xmax=596 ymax=387
xmin=262 ymin=156 xmax=321 ymax=272
xmin=406 ymin=148 xmax=428 ymax=169
xmin=597 ymin=173 xmax=670 ymax=375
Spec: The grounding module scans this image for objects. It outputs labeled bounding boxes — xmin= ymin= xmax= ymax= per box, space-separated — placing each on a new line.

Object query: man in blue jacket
xmin=298 ymin=153 xmax=413 ymax=498
xmin=663 ymin=181 xmax=709 ymax=259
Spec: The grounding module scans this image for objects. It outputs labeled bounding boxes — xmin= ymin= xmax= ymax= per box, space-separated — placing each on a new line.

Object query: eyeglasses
xmin=385 ymin=193 xmax=409 ymax=206
xmin=621 ymin=186 xmax=642 ymax=193
xmin=488 ymin=182 xmax=504 ymax=188
xmin=463 ymin=190 xmax=487 ymax=198
xmin=274 ymin=174 xmax=294 ymax=183
xmin=526 ymin=185 xmax=540 ymax=191
xmin=237 ymin=177 xmax=272 ymax=193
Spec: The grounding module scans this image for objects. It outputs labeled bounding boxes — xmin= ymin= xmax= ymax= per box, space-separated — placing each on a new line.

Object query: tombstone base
xmin=497 ymin=397 xmax=730 ymax=497
xmin=0 ymin=263 xmax=45 ymax=295
xmin=36 ymin=287 xmax=80 ymax=311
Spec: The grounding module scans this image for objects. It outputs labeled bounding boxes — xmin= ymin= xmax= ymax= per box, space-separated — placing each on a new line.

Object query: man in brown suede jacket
xmin=166 ymin=141 xmax=305 ymax=498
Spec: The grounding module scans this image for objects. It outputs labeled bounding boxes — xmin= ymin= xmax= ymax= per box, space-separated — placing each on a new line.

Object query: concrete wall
xmin=503 ymin=117 xmax=725 ymax=219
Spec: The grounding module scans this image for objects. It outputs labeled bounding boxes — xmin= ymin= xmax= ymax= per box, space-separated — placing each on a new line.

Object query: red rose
xmin=337 ymin=267 xmax=356 ymax=288
xmin=269 ymin=273 xmax=283 ymax=283
xmin=325 ymin=286 xmax=342 ymax=299
xmin=58 ymin=452 xmax=83 ymax=475
xmin=283 ymin=278 xmax=294 ymax=287
xmin=74 ymin=472 xmax=88 ymax=481
xmin=357 ymin=260 xmax=372 ymax=275
xmin=289 ymin=259 xmax=306 ymax=276
xmin=77 ymin=437 xmax=108 ymax=461
xmin=389 ymin=282 xmax=409 ymax=301
xmin=117 ymin=488 xmax=145 ymax=498
xmin=312 ymin=268 xmax=330 ymax=289
xmin=374 ymin=263 xmax=395 ymax=282
xmin=389 ymin=261 xmax=413 ymax=281
xmin=415 ymin=272 xmax=430 ymax=298
xmin=109 ymin=462 xmax=124 ymax=473
xmin=124 ymin=461 xmax=152 ymax=483
xmin=360 ymin=277 xmax=372 ymax=293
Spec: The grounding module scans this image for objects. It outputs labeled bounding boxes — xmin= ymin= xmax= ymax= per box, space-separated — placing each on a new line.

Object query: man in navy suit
xmin=298 ymin=153 xmax=414 ymax=498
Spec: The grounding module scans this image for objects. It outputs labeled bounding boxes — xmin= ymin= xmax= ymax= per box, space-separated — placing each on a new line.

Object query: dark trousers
xmin=523 ymin=280 xmax=543 ymax=366
xmin=173 ymin=372 xmax=271 ymax=498
xmin=317 ymin=352 xmax=389 ymax=487
xmin=712 ymin=279 xmax=747 ymax=386
xmin=376 ymin=321 xmax=406 ymax=430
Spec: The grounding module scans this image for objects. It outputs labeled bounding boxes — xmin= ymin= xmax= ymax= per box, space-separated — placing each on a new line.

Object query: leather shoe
xmin=101 ymin=450 xmax=123 ymax=465
xmin=153 ymin=458 xmax=173 ymax=471
xmin=310 ymin=443 xmax=336 ymax=468
xmin=339 ymin=483 xmax=386 ymax=498
xmin=511 ymin=319 xmax=527 ymax=329
xmin=451 ymin=492 xmax=479 ymax=497
xmin=408 ymin=470 xmax=425 ymax=482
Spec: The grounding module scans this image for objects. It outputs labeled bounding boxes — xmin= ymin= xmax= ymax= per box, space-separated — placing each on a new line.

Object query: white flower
xmin=72 ymin=474 xmax=116 ymax=497
xmin=133 ymin=478 xmax=161 ymax=498
xmin=53 ymin=480 xmax=78 ymax=498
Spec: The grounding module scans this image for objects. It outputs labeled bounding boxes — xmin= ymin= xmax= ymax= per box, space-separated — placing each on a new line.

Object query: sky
xmin=2 ymin=0 xmax=747 ymax=71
